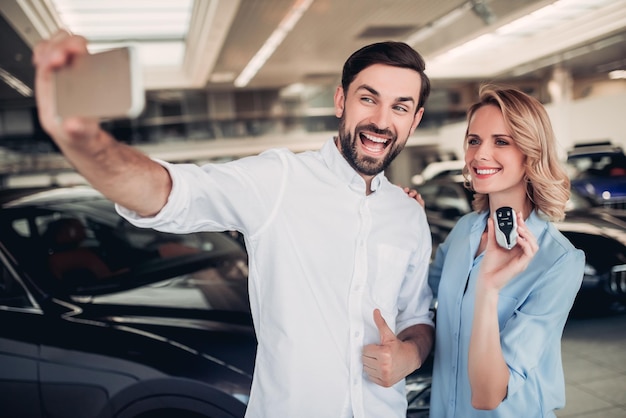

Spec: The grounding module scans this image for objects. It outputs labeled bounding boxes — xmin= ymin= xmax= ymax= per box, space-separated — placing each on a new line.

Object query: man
xmin=33 ymin=31 xmax=434 ymax=418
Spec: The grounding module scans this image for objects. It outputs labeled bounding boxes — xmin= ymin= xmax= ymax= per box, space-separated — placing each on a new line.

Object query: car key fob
xmin=493 ymin=207 xmax=518 ymax=250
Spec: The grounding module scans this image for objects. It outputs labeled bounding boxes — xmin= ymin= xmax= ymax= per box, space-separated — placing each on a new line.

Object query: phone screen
xmin=54 ymin=47 xmax=145 ymax=119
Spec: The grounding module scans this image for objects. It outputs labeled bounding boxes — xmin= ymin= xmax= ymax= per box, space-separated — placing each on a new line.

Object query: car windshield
xmin=567 ymin=150 xmax=626 ymax=178
xmin=1 ymin=195 xmax=250 ymax=312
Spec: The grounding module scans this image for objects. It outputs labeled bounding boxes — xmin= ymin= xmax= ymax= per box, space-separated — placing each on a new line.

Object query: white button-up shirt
xmin=117 ymin=139 xmax=434 ymax=418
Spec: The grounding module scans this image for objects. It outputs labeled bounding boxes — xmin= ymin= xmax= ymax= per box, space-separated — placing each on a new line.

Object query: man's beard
xmin=337 ymin=118 xmax=405 ymax=176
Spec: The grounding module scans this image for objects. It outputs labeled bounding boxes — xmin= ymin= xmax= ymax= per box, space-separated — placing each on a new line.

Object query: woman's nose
xmin=474 ymin=143 xmax=492 ymax=161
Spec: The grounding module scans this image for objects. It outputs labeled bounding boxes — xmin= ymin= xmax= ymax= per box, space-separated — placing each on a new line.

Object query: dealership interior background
xmin=0 ymin=0 xmax=625 ymax=188
xmin=0 ymin=1 xmax=625 ymax=417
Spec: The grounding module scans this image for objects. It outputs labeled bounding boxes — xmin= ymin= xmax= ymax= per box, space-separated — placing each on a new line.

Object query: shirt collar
xmin=321 ymin=138 xmax=385 ymax=193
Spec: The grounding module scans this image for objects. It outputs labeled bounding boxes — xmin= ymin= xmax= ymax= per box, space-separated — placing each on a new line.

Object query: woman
xmin=428 ymin=85 xmax=585 ymax=417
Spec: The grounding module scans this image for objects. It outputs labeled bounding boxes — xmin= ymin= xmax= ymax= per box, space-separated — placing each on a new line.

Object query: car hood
xmin=556 ymin=210 xmax=626 ymax=271
xmin=72 ymin=302 xmax=257 ymax=378
xmin=558 ymin=210 xmax=626 ymax=247
xmin=54 ymin=265 xmax=256 ymax=381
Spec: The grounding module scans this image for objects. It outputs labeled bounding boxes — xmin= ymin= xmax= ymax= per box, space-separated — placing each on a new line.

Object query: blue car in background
xmin=566 ymin=142 xmax=626 ymax=210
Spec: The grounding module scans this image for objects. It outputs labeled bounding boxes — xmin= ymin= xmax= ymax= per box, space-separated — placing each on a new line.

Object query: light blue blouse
xmin=429 ymin=210 xmax=585 ymax=418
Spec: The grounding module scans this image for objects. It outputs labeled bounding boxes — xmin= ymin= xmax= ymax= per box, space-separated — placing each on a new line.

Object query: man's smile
xmin=359 ymin=132 xmax=391 ymax=154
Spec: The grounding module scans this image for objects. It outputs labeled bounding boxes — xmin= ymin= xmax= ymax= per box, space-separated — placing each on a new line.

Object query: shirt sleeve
xmin=116 ymin=151 xmax=287 ymax=236
xmin=502 ymin=246 xmax=585 ymax=397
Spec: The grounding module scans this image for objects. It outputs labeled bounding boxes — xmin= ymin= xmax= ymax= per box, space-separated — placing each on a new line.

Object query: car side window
xmin=431 ymin=185 xmax=469 ymax=214
xmin=0 ymin=259 xmax=34 ymax=309
xmin=11 ymin=218 xmax=31 ymax=237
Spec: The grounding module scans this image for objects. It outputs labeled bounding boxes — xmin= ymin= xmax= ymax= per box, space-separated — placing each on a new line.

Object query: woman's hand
xmin=402 ymin=186 xmax=424 ymax=208
xmin=479 ymin=211 xmax=538 ymax=291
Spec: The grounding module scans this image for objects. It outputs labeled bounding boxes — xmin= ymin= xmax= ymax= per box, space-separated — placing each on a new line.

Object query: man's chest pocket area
xmin=371 ymin=244 xmax=411 ymax=314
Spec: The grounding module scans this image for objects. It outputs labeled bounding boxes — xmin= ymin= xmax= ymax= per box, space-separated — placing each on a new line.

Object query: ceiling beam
xmin=0 ymin=0 xmax=63 ymax=47
xmin=142 ymin=0 xmax=241 ymax=90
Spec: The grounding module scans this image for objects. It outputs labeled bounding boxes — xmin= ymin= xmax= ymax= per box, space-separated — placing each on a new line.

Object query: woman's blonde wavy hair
xmin=462 ymin=85 xmax=570 ymax=221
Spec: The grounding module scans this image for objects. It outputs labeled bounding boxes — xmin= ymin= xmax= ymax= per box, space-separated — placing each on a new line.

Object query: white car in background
xmin=411 ymin=160 xmax=465 ymax=186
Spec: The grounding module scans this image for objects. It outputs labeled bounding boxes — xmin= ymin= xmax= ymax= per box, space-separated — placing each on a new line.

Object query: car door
xmin=0 ymin=254 xmax=43 ymax=418
xmin=0 ymin=247 xmax=155 ymax=418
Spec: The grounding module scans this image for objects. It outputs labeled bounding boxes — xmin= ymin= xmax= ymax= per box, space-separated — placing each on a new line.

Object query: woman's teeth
xmin=475 ymin=168 xmax=499 ymax=175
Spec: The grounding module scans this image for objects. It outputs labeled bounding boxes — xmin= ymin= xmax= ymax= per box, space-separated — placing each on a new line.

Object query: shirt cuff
xmin=115 ymin=158 xmax=184 ymax=227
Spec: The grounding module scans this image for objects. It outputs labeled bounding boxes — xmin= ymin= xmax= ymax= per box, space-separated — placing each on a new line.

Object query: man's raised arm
xmin=32 ymin=30 xmax=171 ymax=217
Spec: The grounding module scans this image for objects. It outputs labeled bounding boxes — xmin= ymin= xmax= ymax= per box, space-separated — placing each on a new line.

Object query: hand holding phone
xmin=54 ymin=46 xmax=145 ymax=119
xmin=493 ymin=207 xmax=518 ymax=250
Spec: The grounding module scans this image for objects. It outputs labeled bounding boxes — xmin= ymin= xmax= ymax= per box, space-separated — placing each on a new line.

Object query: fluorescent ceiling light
xmin=425 ymin=0 xmax=625 ymax=78
xmin=433 ymin=0 xmax=618 ymax=63
xmin=0 ymin=67 xmax=33 ymax=97
xmin=49 ymin=0 xmax=193 ymax=68
xmin=405 ymin=2 xmax=472 ymax=45
xmin=609 ymin=70 xmax=626 ymax=79
xmin=234 ymin=0 xmax=314 ymax=88
xmin=89 ymin=42 xmax=186 ymax=68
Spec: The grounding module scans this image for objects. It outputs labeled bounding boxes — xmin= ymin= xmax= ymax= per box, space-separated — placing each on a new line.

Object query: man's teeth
xmin=476 ymin=168 xmax=499 ymax=175
xmin=362 ymin=133 xmax=388 ymax=144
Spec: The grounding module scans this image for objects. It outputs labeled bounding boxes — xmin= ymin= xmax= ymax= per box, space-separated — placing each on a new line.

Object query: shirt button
xmin=353 ymin=379 xmax=359 ymax=385
xmin=354 ymin=331 xmax=360 ymax=338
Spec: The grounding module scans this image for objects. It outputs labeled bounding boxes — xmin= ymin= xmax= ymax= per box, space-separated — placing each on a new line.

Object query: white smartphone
xmin=54 ymin=46 xmax=145 ymax=119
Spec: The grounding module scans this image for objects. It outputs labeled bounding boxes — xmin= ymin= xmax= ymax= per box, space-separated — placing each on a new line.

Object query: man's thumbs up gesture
xmin=362 ymin=309 xmax=432 ymax=387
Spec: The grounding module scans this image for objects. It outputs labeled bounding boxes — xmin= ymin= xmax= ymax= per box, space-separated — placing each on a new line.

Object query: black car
xmin=0 ymin=186 xmax=254 ymax=418
xmin=418 ymin=176 xmax=626 ymax=312
xmin=0 ymin=185 xmax=433 ymax=417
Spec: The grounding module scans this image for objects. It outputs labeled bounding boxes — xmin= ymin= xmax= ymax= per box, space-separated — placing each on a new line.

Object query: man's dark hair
xmin=341 ymin=41 xmax=431 ymax=112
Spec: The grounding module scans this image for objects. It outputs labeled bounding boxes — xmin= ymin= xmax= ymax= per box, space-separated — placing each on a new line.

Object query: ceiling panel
xmin=235 ymin=0 xmax=469 ymax=88
xmin=0 ymin=0 xmax=624 ymax=102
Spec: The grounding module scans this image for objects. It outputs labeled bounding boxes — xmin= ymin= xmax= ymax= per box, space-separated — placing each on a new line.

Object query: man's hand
xmin=31 ymin=30 xmax=172 ymax=217
xmin=32 ymin=30 xmax=101 ymax=146
xmin=362 ymin=309 xmax=422 ymax=387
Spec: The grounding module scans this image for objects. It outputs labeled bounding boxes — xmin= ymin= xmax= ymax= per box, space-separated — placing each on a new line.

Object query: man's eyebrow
xmin=356 ymin=84 xmax=416 ymax=104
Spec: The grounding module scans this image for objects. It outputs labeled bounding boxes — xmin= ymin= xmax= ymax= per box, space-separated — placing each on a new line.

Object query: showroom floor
xmin=556 ymin=309 xmax=626 ymax=417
